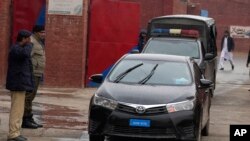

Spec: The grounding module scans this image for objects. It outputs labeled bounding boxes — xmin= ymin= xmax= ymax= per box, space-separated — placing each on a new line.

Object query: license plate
xmin=129 ymin=119 xmax=151 ymax=128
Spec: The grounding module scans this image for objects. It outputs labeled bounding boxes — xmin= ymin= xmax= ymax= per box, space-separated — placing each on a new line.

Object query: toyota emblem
xmin=135 ymin=106 xmax=146 ymax=114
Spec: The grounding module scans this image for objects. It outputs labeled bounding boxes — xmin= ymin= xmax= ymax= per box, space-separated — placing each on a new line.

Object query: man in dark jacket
xmin=137 ymin=29 xmax=147 ymax=52
xmin=6 ymin=30 xmax=34 ymax=141
xmin=219 ymin=30 xmax=235 ymax=70
xmin=247 ymin=48 xmax=250 ymax=68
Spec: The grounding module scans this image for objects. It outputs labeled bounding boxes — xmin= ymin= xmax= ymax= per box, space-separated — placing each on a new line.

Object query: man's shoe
xmin=31 ymin=120 xmax=43 ymax=128
xmin=24 ymin=114 xmax=43 ymax=128
xmin=219 ymin=68 xmax=224 ymax=70
xmin=19 ymin=135 xmax=27 ymax=140
xmin=29 ymin=117 xmax=43 ymax=128
xmin=7 ymin=135 xmax=27 ymax=141
xmin=21 ymin=120 xmax=38 ymax=129
xmin=232 ymin=65 xmax=234 ymax=70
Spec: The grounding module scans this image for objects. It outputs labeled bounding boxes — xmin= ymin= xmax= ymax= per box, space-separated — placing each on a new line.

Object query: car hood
xmin=96 ymin=82 xmax=196 ymax=105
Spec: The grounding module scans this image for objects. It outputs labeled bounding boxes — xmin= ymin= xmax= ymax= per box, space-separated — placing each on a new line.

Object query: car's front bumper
xmin=88 ymin=105 xmax=198 ymax=140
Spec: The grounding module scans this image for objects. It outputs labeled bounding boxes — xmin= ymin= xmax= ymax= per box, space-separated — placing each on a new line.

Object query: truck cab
xmin=141 ymin=15 xmax=218 ymax=90
xmin=147 ymin=15 xmax=217 ymax=58
xmin=142 ymin=34 xmax=216 ymax=90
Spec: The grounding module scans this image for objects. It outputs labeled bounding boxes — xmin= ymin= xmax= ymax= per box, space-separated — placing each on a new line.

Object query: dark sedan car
xmin=88 ymin=54 xmax=213 ymax=141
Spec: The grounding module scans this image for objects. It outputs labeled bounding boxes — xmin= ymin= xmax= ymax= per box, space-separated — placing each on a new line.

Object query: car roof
xmin=151 ymin=14 xmax=215 ymax=27
xmin=149 ymin=37 xmax=199 ymax=42
xmin=124 ymin=54 xmax=191 ymax=63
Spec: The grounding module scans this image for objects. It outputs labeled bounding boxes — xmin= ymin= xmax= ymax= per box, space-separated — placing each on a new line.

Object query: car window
xmin=109 ymin=59 xmax=192 ymax=86
xmin=144 ymin=39 xmax=200 ymax=59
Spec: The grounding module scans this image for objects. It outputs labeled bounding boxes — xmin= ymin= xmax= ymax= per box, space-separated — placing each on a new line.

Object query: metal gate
xmin=12 ymin=0 xmax=45 ymax=42
xmin=86 ymin=0 xmax=140 ymax=86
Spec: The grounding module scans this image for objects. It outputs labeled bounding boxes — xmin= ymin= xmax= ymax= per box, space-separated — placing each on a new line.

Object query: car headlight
xmin=166 ymin=99 xmax=195 ymax=113
xmin=93 ymin=95 xmax=118 ymax=110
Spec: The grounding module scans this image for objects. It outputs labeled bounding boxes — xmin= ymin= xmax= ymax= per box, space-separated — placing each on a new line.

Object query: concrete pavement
xmin=203 ymin=52 xmax=250 ymax=141
xmin=0 ymin=87 xmax=96 ymax=141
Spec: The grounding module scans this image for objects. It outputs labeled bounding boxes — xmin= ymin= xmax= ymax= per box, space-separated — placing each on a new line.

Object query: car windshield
xmin=144 ymin=39 xmax=200 ymax=59
xmin=109 ymin=59 xmax=192 ymax=85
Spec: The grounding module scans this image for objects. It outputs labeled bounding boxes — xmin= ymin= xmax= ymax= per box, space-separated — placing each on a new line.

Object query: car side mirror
xmin=89 ymin=74 xmax=103 ymax=83
xmin=204 ymin=53 xmax=214 ymax=60
xmin=131 ymin=49 xmax=139 ymax=54
xmin=199 ymin=79 xmax=213 ymax=88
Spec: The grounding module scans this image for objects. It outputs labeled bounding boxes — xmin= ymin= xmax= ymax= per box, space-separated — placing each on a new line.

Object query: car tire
xmin=202 ymin=118 xmax=210 ymax=136
xmin=89 ymin=135 xmax=105 ymax=141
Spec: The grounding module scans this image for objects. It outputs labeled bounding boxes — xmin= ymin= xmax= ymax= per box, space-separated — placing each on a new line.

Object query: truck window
xmin=144 ymin=39 xmax=200 ymax=59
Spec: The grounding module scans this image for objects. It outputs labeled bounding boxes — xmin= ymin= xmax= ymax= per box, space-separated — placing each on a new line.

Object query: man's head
xmin=140 ymin=29 xmax=147 ymax=38
xmin=16 ymin=29 xmax=32 ymax=45
xmin=32 ymin=25 xmax=45 ymax=40
xmin=224 ymin=30 xmax=230 ymax=37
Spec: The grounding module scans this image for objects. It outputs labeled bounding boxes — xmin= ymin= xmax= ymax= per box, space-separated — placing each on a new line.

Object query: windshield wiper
xmin=191 ymin=57 xmax=200 ymax=59
xmin=138 ymin=64 xmax=158 ymax=84
xmin=114 ymin=63 xmax=143 ymax=83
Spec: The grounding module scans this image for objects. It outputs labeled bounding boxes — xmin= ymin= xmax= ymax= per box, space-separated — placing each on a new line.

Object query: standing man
xmin=6 ymin=30 xmax=34 ymax=141
xmin=247 ymin=47 xmax=250 ymax=91
xmin=137 ymin=29 xmax=147 ymax=52
xmin=219 ymin=30 xmax=235 ymax=70
xmin=22 ymin=25 xmax=45 ymax=129
xmin=246 ymin=47 xmax=250 ymax=68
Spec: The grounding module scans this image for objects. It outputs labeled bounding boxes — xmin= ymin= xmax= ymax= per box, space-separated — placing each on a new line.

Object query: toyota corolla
xmin=88 ymin=54 xmax=213 ymax=141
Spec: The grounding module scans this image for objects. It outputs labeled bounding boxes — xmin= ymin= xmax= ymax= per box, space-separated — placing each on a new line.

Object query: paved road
xmin=0 ymin=52 xmax=250 ymax=141
xmin=202 ymin=52 xmax=250 ymax=141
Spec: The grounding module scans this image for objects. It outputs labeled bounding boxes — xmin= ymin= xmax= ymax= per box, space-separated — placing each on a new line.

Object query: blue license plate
xmin=129 ymin=119 xmax=151 ymax=128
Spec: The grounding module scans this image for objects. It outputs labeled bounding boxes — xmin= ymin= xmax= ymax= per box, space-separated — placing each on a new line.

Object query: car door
xmin=199 ymin=41 xmax=212 ymax=83
xmin=193 ymin=63 xmax=210 ymax=128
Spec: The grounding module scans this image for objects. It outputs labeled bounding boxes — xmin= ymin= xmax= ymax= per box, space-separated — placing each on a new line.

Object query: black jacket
xmin=6 ymin=43 xmax=34 ymax=91
xmin=221 ymin=36 xmax=235 ymax=52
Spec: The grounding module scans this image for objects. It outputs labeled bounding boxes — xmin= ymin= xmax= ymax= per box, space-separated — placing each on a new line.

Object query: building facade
xmin=0 ymin=0 xmax=249 ymax=88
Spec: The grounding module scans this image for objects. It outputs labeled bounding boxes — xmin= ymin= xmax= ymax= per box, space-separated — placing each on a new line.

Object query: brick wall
xmin=3 ymin=0 xmax=248 ymax=87
xmin=0 ymin=0 xmax=11 ymax=86
xmin=44 ymin=0 xmax=89 ymax=87
xmin=173 ymin=0 xmax=188 ymax=14
xmin=189 ymin=0 xmax=250 ymax=52
xmin=121 ymin=0 xmax=179 ymax=28
xmin=120 ymin=0 xmax=188 ymax=28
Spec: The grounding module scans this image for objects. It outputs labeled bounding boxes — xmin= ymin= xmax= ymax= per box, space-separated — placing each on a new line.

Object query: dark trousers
xmin=23 ymin=76 xmax=41 ymax=118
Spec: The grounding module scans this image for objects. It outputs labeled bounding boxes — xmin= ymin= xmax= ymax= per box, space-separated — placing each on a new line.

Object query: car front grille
xmin=116 ymin=104 xmax=167 ymax=115
xmin=106 ymin=124 xmax=176 ymax=137
xmin=116 ymin=104 xmax=136 ymax=113
xmin=146 ymin=106 xmax=167 ymax=114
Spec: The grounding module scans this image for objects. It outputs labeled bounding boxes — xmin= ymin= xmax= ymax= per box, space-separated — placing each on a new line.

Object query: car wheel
xmin=89 ymin=135 xmax=105 ymax=141
xmin=202 ymin=118 xmax=210 ymax=136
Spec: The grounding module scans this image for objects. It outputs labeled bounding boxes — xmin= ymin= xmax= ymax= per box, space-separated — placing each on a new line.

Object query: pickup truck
xmin=140 ymin=15 xmax=218 ymax=92
xmin=141 ymin=31 xmax=217 ymax=92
